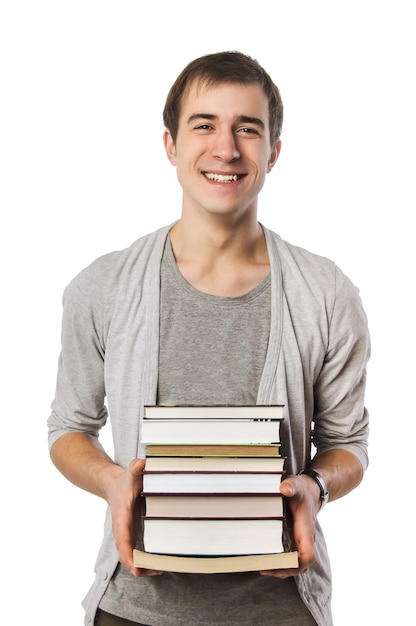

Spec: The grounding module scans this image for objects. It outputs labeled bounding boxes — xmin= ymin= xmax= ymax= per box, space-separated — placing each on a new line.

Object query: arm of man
xmin=262 ymin=448 xmax=363 ymax=578
xmin=261 ymin=264 xmax=370 ymax=578
xmin=50 ymin=432 xmax=161 ymax=577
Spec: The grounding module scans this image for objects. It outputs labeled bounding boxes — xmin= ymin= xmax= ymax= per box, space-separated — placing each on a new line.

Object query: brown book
xmin=133 ymin=549 xmax=299 ymax=573
xmin=143 ymin=493 xmax=285 ymax=518
xmin=144 ymin=444 xmax=281 ymax=457
xmin=144 ymin=455 xmax=285 ymax=472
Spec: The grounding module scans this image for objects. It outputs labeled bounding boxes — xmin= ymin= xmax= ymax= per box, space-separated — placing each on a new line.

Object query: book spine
xmin=143 ymin=405 xmax=284 ymax=419
xmin=143 ymin=516 xmax=285 ymax=521
xmin=141 ymin=489 xmax=284 ymax=494
xmin=142 ymin=470 xmax=285 ymax=475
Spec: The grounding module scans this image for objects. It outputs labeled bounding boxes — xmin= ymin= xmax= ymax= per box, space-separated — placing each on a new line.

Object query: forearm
xmin=50 ymin=432 xmax=124 ymax=502
xmin=309 ymin=448 xmax=364 ymax=503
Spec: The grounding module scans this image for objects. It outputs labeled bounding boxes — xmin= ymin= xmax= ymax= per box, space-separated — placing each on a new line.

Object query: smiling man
xmin=165 ymin=80 xmax=279 ymax=298
xmin=48 ymin=51 xmax=370 ymax=626
xmin=166 ymin=81 xmax=279 ymax=219
xmin=164 ymin=79 xmax=280 ymax=296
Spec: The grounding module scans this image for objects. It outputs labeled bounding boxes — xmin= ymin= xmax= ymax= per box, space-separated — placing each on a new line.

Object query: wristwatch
xmin=298 ymin=469 xmax=329 ymax=510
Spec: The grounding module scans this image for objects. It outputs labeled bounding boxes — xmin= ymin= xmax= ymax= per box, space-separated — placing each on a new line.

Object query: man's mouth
xmin=203 ymin=173 xmax=244 ymax=182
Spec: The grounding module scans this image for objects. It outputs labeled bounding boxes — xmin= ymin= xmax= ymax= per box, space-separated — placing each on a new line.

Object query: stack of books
xmin=134 ymin=405 xmax=299 ymax=573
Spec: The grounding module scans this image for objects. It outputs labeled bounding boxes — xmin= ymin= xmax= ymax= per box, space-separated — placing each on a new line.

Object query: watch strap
xmin=298 ymin=469 xmax=329 ymax=510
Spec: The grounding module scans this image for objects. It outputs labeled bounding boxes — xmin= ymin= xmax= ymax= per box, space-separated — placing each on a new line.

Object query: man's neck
xmin=169 ymin=217 xmax=270 ymax=297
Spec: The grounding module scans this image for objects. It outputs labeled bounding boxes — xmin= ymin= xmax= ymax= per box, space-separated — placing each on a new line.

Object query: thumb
xmin=280 ymin=477 xmax=295 ymax=498
xmin=128 ymin=457 xmax=146 ymax=477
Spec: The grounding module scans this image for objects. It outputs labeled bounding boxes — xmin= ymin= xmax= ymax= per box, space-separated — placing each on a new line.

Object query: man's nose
xmin=212 ymin=130 xmax=241 ymax=162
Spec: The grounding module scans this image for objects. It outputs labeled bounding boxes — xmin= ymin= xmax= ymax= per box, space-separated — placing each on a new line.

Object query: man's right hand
xmin=50 ymin=434 xmax=162 ymax=577
xmin=105 ymin=458 xmax=162 ymax=577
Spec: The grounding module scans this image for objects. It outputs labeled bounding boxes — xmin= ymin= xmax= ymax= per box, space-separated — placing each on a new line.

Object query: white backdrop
xmin=1 ymin=2 xmax=414 ymax=624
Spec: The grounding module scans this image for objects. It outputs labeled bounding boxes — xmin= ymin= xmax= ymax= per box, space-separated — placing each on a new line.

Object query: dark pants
xmin=95 ymin=608 xmax=149 ymax=626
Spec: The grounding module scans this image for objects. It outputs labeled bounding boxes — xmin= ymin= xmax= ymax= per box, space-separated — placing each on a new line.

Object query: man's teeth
xmin=205 ymin=173 xmax=239 ymax=182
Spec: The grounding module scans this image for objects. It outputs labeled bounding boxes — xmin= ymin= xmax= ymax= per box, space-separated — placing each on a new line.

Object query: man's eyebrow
xmin=236 ymin=115 xmax=265 ymax=130
xmin=186 ymin=113 xmax=265 ymax=129
xmin=187 ymin=113 xmax=217 ymax=124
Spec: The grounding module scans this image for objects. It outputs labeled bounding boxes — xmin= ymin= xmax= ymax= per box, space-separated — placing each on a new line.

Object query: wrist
xmin=297 ymin=469 xmax=329 ymax=510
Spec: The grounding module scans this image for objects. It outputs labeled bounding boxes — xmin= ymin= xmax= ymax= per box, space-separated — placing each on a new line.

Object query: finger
xmin=279 ymin=477 xmax=296 ymax=498
xmin=117 ymin=537 xmax=137 ymax=574
xmin=138 ymin=568 xmax=164 ymax=577
xmin=129 ymin=458 xmax=146 ymax=477
xmin=260 ymin=567 xmax=306 ymax=578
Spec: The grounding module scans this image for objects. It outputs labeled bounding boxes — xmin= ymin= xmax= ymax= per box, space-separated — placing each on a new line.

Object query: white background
xmin=1 ymin=1 xmax=414 ymax=624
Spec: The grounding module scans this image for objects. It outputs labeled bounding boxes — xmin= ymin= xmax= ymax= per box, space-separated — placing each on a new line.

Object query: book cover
xmin=143 ymin=493 xmax=285 ymax=518
xmin=133 ymin=550 xmax=299 ymax=574
xmin=144 ymin=405 xmax=284 ymax=419
xmin=142 ymin=470 xmax=284 ymax=494
xmin=133 ymin=549 xmax=299 ymax=573
xmin=142 ymin=517 xmax=285 ymax=556
xmin=141 ymin=419 xmax=281 ymax=445
xmin=144 ymin=455 xmax=285 ymax=472
xmin=144 ymin=443 xmax=282 ymax=457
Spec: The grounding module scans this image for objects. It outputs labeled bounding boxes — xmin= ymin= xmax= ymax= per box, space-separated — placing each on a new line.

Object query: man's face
xmin=164 ymin=81 xmax=281 ymax=220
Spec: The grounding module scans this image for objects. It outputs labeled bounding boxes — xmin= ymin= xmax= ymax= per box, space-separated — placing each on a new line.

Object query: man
xmin=48 ymin=51 xmax=370 ymax=626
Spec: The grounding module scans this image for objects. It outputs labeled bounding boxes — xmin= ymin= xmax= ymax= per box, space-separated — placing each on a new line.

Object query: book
xmin=141 ymin=419 xmax=281 ymax=444
xmin=142 ymin=470 xmax=284 ymax=494
xmin=143 ymin=493 xmax=285 ymax=518
xmin=142 ymin=517 xmax=285 ymax=556
xmin=133 ymin=549 xmax=299 ymax=573
xmin=144 ymin=443 xmax=281 ymax=457
xmin=144 ymin=455 xmax=285 ymax=472
xmin=144 ymin=405 xmax=284 ymax=419
xmin=138 ymin=404 xmax=290 ymax=568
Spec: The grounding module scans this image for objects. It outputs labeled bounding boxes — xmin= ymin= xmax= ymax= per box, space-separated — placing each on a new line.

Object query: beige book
xmin=133 ymin=549 xmax=299 ymax=574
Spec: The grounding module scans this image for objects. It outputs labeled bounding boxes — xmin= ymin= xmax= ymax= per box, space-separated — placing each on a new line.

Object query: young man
xmin=48 ymin=51 xmax=370 ymax=626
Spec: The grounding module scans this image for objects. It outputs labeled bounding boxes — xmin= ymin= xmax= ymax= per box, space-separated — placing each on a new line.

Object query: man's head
xmin=163 ymin=51 xmax=283 ymax=146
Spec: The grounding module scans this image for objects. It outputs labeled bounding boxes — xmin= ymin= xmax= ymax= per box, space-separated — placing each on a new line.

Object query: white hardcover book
xmin=142 ymin=517 xmax=285 ymax=556
xmin=144 ymin=405 xmax=284 ymax=420
xmin=142 ymin=471 xmax=284 ymax=494
xmin=141 ymin=419 xmax=281 ymax=445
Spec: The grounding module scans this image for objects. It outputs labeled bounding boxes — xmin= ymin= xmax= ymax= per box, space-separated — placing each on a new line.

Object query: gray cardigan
xmin=48 ymin=224 xmax=370 ymax=626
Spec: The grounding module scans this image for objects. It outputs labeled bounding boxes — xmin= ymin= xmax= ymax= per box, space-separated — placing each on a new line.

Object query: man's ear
xmin=267 ymin=139 xmax=282 ymax=173
xmin=164 ymin=129 xmax=177 ymax=165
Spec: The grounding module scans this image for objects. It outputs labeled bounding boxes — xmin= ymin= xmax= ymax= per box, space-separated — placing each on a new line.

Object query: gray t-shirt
xmin=157 ymin=236 xmax=271 ymax=406
xmin=99 ymin=238 xmax=315 ymax=625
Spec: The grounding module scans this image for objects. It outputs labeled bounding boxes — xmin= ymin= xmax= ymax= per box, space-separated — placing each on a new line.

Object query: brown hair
xmin=163 ymin=51 xmax=284 ymax=145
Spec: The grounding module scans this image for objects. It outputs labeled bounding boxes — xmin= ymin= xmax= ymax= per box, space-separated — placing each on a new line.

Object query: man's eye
xmin=240 ymin=127 xmax=258 ymax=135
xmin=195 ymin=124 xmax=212 ymax=130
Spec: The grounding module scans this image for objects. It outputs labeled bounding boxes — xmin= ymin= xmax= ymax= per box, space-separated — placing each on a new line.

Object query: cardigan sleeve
xmin=312 ymin=266 xmax=371 ymax=471
xmin=47 ymin=264 xmax=108 ymax=450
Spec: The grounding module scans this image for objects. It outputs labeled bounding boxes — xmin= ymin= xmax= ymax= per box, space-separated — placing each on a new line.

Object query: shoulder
xmin=264 ymin=227 xmax=337 ymax=278
xmin=64 ymin=224 xmax=172 ymax=298
xmin=263 ymin=226 xmax=341 ymax=296
xmin=83 ymin=223 xmax=171 ymax=278
xmin=263 ymin=226 xmax=364 ymax=317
